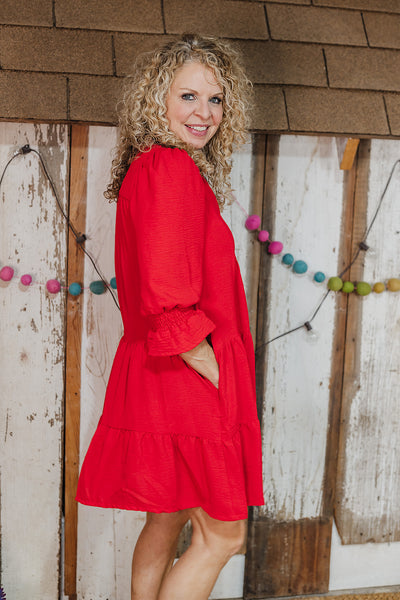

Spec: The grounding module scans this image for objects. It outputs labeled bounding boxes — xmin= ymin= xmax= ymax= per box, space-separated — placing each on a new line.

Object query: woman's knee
xmin=190 ymin=509 xmax=246 ymax=559
xmin=146 ymin=510 xmax=190 ymax=533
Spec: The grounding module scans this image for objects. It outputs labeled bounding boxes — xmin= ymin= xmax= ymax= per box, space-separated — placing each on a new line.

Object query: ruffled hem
xmin=147 ymin=306 xmax=215 ymax=356
xmin=76 ymin=420 xmax=264 ymax=521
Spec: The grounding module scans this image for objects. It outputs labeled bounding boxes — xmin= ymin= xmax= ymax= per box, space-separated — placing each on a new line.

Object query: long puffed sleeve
xmin=122 ymin=147 xmax=215 ymax=356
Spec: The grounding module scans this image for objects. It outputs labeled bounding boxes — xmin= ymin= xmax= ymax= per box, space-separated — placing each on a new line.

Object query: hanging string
xmin=0 ymin=144 xmax=120 ymax=310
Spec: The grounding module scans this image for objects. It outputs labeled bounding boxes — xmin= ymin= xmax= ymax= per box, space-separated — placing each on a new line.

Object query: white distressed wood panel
xmin=260 ymin=135 xmax=345 ymax=520
xmin=76 ymin=125 xmax=138 ymax=600
xmin=0 ymin=123 xmax=68 ymax=599
xmin=223 ymin=135 xmax=260 ymax=335
xmin=77 ymin=130 xmax=257 ymax=600
xmin=335 ymin=138 xmax=400 ymax=545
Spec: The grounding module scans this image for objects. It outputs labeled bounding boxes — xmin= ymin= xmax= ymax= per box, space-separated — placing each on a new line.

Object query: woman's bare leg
xmin=158 ymin=508 xmax=246 ymax=600
xmin=131 ymin=510 xmax=189 ymax=600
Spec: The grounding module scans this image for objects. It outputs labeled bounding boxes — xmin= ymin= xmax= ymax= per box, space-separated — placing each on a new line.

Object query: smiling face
xmin=165 ymin=61 xmax=224 ymax=149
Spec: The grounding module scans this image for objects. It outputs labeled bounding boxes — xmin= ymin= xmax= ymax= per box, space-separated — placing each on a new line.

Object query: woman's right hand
xmin=179 ymin=338 xmax=219 ymax=388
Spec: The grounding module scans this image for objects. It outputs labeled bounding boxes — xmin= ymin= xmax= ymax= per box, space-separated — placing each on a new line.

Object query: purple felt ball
xmin=245 ymin=215 xmax=261 ymax=231
xmin=268 ymin=241 xmax=284 ymax=255
xmin=258 ymin=230 xmax=269 ymax=242
xmin=0 ymin=266 xmax=14 ymax=281
xmin=46 ymin=279 xmax=61 ymax=294
xmin=20 ymin=274 xmax=32 ymax=286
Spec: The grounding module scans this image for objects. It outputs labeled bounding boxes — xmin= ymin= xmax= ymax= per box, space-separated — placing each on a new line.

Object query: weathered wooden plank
xmin=340 ymin=138 xmax=360 ymax=171
xmin=260 ymin=135 xmax=345 ymax=521
xmin=245 ymin=517 xmax=331 ymax=598
xmin=76 ymin=125 xmax=136 ymax=600
xmin=64 ymin=124 xmax=89 ymax=597
xmin=335 ymin=139 xmax=400 ymax=545
xmin=322 ymin=144 xmax=360 ymax=519
xmin=246 ymin=135 xmax=346 ymax=598
xmin=0 ymin=123 xmax=68 ymax=599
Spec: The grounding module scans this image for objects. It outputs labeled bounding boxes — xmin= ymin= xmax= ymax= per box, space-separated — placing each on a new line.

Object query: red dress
xmin=76 ymin=145 xmax=264 ymax=521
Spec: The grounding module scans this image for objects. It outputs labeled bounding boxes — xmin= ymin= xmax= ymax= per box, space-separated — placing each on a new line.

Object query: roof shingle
xmin=325 ymin=47 xmax=400 ymax=92
xmin=266 ymin=4 xmax=368 ymax=45
xmin=285 ymin=87 xmax=389 ymax=135
xmin=363 ymin=12 xmax=400 ymax=49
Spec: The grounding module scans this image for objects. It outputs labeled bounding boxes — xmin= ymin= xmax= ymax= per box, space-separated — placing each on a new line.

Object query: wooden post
xmin=64 ymin=124 xmax=89 ymax=599
xmin=337 ymin=138 xmax=360 ymax=171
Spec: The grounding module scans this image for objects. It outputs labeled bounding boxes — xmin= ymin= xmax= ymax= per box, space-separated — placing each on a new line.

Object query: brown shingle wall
xmin=1 ymin=0 xmax=400 ymax=138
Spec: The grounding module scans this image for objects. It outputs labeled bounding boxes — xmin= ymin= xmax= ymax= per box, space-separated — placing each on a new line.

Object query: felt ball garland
xmin=242 ymin=208 xmax=400 ymax=298
xmin=0 ymin=143 xmax=121 ymax=310
xmin=0 ymin=263 xmax=116 ymax=297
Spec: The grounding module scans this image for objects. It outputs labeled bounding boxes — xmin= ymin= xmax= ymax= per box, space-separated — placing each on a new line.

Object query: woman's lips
xmin=185 ymin=124 xmax=209 ymax=136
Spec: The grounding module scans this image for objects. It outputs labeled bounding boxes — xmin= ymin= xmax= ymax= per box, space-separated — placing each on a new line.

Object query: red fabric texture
xmin=76 ymin=146 xmax=265 ymax=520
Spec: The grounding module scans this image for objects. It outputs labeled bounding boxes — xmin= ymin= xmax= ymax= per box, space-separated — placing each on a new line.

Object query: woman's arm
xmin=180 ymin=339 xmax=219 ymax=388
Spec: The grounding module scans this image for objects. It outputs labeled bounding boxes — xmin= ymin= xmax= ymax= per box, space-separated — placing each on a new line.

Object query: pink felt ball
xmin=258 ymin=230 xmax=269 ymax=242
xmin=20 ymin=274 xmax=32 ymax=286
xmin=245 ymin=215 xmax=261 ymax=231
xmin=46 ymin=279 xmax=61 ymax=294
xmin=0 ymin=266 xmax=14 ymax=281
xmin=268 ymin=241 xmax=284 ymax=255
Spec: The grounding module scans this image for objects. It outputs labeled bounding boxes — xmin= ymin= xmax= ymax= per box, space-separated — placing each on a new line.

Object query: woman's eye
xmin=210 ymin=97 xmax=222 ymax=105
xmin=181 ymin=93 xmax=195 ymax=101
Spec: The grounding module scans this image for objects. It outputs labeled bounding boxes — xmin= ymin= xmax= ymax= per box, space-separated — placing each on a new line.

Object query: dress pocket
xmin=180 ymin=357 xmax=219 ymax=392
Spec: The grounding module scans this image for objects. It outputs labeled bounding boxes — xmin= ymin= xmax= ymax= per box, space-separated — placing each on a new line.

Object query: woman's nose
xmin=194 ymin=99 xmax=211 ymax=120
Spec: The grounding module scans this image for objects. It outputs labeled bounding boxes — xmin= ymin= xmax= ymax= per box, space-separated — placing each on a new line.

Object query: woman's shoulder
xmin=135 ymin=145 xmax=200 ymax=177
xmin=120 ymin=145 xmax=204 ymax=202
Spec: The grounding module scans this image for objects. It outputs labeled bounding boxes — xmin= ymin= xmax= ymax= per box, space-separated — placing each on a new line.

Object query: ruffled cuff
xmin=147 ymin=306 xmax=216 ymax=356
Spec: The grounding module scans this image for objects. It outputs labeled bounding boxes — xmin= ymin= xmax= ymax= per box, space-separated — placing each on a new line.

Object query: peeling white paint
xmin=0 ymin=123 xmax=68 ymax=600
xmin=260 ymin=135 xmax=345 ymax=521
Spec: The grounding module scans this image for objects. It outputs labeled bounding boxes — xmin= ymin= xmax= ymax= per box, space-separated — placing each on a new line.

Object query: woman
xmin=76 ymin=34 xmax=264 ymax=600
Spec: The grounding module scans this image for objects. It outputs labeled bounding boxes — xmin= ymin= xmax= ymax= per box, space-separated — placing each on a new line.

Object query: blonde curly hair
xmin=105 ymin=33 xmax=252 ymax=209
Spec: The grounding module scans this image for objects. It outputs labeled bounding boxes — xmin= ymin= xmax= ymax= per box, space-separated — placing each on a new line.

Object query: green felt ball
xmin=327 ymin=276 xmax=343 ymax=291
xmin=90 ymin=280 xmax=106 ymax=295
xmin=342 ymin=281 xmax=354 ymax=293
xmin=356 ymin=281 xmax=372 ymax=296
xmin=110 ymin=276 xmax=117 ymax=289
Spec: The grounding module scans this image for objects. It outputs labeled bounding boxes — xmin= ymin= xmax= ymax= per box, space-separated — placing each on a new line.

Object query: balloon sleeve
xmin=126 ymin=147 xmax=215 ymax=356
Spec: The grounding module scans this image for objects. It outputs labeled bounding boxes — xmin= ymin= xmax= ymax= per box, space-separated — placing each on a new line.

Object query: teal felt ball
xmin=282 ymin=253 xmax=294 ymax=266
xmin=90 ymin=280 xmax=106 ymax=295
xmin=314 ymin=271 xmax=326 ymax=283
xmin=110 ymin=276 xmax=117 ymax=289
xmin=293 ymin=260 xmax=308 ymax=274
xmin=69 ymin=282 xmax=82 ymax=296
